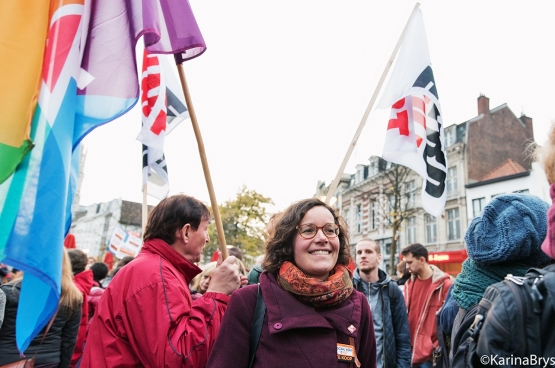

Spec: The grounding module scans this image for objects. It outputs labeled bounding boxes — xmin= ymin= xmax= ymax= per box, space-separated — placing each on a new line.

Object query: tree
xmin=368 ymin=162 xmax=419 ymax=273
xmin=203 ymin=185 xmax=274 ymax=264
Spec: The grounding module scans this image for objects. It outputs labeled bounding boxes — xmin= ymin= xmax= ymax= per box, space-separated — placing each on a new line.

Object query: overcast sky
xmin=79 ymin=1 xmax=555 ymax=214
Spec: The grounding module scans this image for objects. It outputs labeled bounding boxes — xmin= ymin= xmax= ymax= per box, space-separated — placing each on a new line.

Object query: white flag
xmin=138 ymin=51 xmax=189 ymax=199
xmin=377 ymin=9 xmax=447 ymax=217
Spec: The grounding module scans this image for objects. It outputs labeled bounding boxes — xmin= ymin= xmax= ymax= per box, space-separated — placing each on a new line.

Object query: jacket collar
xmin=260 ymin=272 xmax=361 ymax=339
xmin=353 ymin=267 xmax=390 ymax=286
xmin=409 ymin=264 xmax=450 ymax=285
xmin=141 ymin=238 xmax=202 ymax=283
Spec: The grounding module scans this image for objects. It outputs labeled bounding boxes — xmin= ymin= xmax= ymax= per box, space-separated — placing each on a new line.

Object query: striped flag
xmin=0 ymin=1 xmax=50 ymax=183
xmin=377 ymin=9 xmax=447 ymax=217
xmin=0 ymin=0 xmax=205 ymax=352
xmin=139 ymin=51 xmax=189 ymax=200
xmin=0 ymin=0 xmax=87 ymax=351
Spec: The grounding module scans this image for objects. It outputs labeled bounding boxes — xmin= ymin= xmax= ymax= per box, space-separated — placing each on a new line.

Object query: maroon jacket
xmin=80 ymin=239 xmax=229 ymax=368
xmin=207 ymin=272 xmax=376 ymax=368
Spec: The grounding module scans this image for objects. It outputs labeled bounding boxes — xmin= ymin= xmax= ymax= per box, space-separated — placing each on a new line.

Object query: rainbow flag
xmin=0 ymin=0 xmax=205 ymax=352
xmin=0 ymin=1 xmax=50 ymax=183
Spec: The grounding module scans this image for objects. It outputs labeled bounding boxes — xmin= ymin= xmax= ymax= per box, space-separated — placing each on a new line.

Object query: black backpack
xmin=465 ymin=264 xmax=555 ymax=367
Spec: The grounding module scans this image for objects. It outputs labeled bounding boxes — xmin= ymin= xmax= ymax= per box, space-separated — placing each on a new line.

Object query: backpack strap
xmin=507 ymin=274 xmax=543 ymax=357
xmin=387 ymin=280 xmax=399 ymax=318
xmin=249 ymin=284 xmax=266 ymax=368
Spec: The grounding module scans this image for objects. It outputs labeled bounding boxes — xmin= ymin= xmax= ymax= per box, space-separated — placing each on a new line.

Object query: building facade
xmin=70 ymin=199 xmax=148 ymax=258
xmin=319 ymin=95 xmax=550 ymax=275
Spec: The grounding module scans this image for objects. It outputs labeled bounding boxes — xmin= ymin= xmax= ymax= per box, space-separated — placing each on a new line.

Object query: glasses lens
xmin=323 ymin=223 xmax=339 ymax=237
xmin=299 ymin=224 xmax=317 ymax=238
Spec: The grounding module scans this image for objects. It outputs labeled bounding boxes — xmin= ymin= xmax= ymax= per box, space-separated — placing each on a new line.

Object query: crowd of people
xmin=1 ymin=128 xmax=555 ymax=367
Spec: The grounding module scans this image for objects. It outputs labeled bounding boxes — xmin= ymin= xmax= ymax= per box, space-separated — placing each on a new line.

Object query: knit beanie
xmin=465 ymin=194 xmax=551 ymax=266
xmin=541 ymin=183 xmax=555 ymax=259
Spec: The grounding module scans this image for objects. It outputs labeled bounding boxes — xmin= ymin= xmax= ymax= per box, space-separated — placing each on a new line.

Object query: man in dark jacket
xmin=353 ymin=238 xmax=411 ymax=368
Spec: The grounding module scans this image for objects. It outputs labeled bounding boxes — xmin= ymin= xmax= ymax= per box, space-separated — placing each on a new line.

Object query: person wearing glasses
xmin=207 ymin=198 xmax=377 ymax=368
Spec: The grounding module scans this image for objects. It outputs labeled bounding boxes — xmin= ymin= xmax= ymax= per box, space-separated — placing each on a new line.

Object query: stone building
xmin=70 ymin=199 xmax=150 ymax=258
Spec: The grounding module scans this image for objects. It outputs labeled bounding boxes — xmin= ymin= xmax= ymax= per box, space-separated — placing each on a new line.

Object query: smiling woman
xmin=207 ymin=198 xmax=377 ymax=368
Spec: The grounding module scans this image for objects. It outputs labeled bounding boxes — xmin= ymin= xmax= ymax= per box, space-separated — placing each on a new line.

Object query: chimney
xmin=520 ymin=113 xmax=534 ymax=139
xmin=477 ymin=94 xmax=489 ymax=115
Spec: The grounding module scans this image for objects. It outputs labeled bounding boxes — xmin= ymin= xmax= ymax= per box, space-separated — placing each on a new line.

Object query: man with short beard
xmin=353 ymin=238 xmax=411 ymax=368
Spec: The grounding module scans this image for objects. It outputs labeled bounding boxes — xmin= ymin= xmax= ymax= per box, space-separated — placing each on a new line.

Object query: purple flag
xmin=74 ymin=0 xmax=205 ymax=145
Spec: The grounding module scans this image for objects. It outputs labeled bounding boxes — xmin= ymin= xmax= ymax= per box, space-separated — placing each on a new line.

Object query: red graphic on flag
xmin=387 ymin=96 xmax=429 ymax=148
xmin=387 ymin=98 xmax=410 ymax=136
xmin=141 ymin=53 xmax=167 ymax=136
xmin=42 ymin=15 xmax=81 ymax=91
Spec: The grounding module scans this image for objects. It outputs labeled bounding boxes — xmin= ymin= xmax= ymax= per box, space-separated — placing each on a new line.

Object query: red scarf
xmin=277 ymin=261 xmax=353 ymax=308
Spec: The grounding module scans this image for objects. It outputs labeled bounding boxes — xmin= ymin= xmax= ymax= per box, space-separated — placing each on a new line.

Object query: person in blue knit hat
xmin=442 ymin=193 xmax=551 ymax=368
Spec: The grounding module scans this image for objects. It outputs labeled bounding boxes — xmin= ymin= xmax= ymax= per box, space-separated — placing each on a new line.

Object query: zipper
xmin=412 ymin=282 xmax=444 ymax=361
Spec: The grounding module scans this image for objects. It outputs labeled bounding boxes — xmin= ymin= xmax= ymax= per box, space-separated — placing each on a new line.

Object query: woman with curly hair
xmin=208 ymin=198 xmax=376 ymax=367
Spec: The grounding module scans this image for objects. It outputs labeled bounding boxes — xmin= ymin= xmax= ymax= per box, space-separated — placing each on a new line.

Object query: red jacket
xmin=71 ymin=269 xmax=94 ymax=368
xmin=80 ymin=239 xmax=230 ymax=368
xmin=404 ymin=265 xmax=453 ymax=365
xmin=87 ymin=286 xmax=105 ymax=320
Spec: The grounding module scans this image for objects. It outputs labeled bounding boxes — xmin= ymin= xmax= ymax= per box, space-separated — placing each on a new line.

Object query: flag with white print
xmin=137 ymin=51 xmax=168 ymax=152
xmin=377 ymin=9 xmax=447 ymax=217
xmin=139 ymin=51 xmax=189 ymax=199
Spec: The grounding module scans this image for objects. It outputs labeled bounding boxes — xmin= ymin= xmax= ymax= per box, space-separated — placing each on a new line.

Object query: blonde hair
xmin=191 ymin=262 xmax=217 ymax=293
xmin=536 ymin=120 xmax=555 ymax=184
xmin=60 ymin=248 xmax=83 ymax=311
xmin=7 ymin=249 xmax=83 ymax=311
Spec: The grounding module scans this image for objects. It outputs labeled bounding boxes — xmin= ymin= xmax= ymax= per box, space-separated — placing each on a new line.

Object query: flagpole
xmin=175 ymin=63 xmax=229 ymax=260
xmin=325 ymin=2 xmax=420 ymax=204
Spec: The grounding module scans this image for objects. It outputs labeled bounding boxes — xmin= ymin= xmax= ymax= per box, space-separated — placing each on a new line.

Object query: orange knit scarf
xmin=277 ymin=261 xmax=353 ymax=308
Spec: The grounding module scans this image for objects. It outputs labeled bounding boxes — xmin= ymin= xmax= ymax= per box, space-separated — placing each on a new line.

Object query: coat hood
xmin=353 ymin=267 xmax=391 ymax=286
xmin=409 ymin=264 xmax=451 ymax=286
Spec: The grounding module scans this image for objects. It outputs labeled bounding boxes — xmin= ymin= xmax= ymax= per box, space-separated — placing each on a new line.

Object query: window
xmin=446 ymin=167 xmax=458 ymax=196
xmin=406 ymin=217 xmax=416 ymax=244
xmin=356 ymin=204 xmax=362 ymax=233
xmin=445 ymin=129 xmax=454 ymax=147
xmin=370 ymin=201 xmax=377 ymax=230
xmin=369 ymin=162 xmax=378 ymax=177
xmin=513 ymin=189 xmax=530 ymax=194
xmin=343 ymin=209 xmax=350 ymax=232
xmin=447 ymin=208 xmax=461 ymax=240
xmin=406 ymin=180 xmax=416 ymax=208
xmin=472 ymin=197 xmax=486 ymax=218
xmin=356 ymin=165 xmax=364 ymax=184
xmin=425 ymin=214 xmax=437 ymax=243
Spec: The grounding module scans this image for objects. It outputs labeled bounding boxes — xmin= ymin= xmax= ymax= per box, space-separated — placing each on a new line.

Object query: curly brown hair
xmin=263 ymin=198 xmax=350 ymax=275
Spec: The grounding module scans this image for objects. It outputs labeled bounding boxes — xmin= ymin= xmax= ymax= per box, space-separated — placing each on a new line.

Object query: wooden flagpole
xmin=176 ymin=63 xmax=229 ymax=260
xmin=325 ymin=2 xmax=420 ymax=204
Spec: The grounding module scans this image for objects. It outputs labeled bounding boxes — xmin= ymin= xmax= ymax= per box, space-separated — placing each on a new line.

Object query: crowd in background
xmin=0 ymin=124 xmax=555 ymax=367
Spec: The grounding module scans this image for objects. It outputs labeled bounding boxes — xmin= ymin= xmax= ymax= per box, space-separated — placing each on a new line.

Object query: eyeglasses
xmin=296 ymin=223 xmax=340 ymax=239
